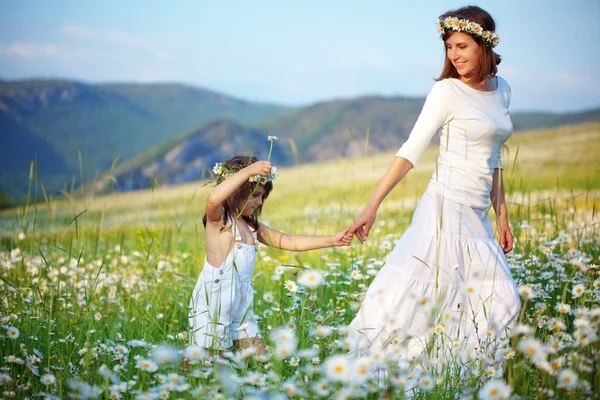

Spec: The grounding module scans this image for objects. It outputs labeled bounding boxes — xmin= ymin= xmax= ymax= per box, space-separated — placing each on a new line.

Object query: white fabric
xmin=396 ymin=77 xmax=512 ymax=209
xmin=348 ymin=186 xmax=521 ymax=361
xmin=189 ymin=223 xmax=260 ymax=349
xmin=349 ymin=77 xmax=520 ymax=363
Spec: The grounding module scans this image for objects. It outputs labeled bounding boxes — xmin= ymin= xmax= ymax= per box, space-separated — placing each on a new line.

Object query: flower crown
xmin=212 ymin=162 xmax=279 ymax=185
xmin=436 ymin=17 xmax=499 ymax=48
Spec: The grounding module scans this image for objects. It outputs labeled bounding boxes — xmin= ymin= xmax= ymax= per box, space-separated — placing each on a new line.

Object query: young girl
xmin=189 ymin=155 xmax=352 ymax=354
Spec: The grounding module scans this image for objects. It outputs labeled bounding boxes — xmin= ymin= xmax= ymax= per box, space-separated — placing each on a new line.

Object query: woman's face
xmin=445 ymin=31 xmax=482 ymax=82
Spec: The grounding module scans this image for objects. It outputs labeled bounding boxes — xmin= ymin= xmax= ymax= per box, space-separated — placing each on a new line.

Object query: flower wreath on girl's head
xmin=211 ymin=162 xmax=279 ymax=186
xmin=436 ymin=16 xmax=499 ymax=48
xmin=207 ymin=136 xmax=280 ymax=187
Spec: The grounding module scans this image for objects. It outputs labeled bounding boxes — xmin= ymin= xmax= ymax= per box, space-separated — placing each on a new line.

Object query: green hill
xmin=91 ymin=118 xmax=289 ymax=193
xmin=253 ymin=96 xmax=425 ymax=161
xmin=511 ymin=108 xmax=600 ymax=131
xmin=2 ymin=78 xmax=599 ymax=201
xmin=0 ymin=80 xmax=289 ymax=201
xmin=254 ymin=96 xmax=600 ymax=163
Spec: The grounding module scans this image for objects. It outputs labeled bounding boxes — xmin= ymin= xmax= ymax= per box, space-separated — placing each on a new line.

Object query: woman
xmin=347 ymin=6 xmax=521 ymax=363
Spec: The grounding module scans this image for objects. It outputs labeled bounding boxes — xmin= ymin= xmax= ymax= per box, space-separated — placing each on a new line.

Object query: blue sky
xmin=1 ymin=0 xmax=599 ymax=112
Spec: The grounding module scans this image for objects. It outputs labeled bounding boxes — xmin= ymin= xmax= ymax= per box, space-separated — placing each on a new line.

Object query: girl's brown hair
xmin=436 ymin=5 xmax=501 ymax=84
xmin=203 ymin=155 xmax=273 ymax=230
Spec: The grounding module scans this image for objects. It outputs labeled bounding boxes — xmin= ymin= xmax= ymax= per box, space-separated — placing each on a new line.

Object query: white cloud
xmin=60 ymin=25 xmax=180 ymax=60
xmin=61 ymin=25 xmax=147 ymax=47
xmin=0 ymin=42 xmax=62 ymax=59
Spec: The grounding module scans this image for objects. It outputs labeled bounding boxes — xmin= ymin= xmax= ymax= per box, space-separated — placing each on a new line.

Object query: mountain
xmin=97 ymin=103 xmax=600 ymax=194
xmin=254 ymin=96 xmax=600 ymax=162
xmin=511 ymin=108 xmax=600 ymax=131
xmin=0 ymin=80 xmax=289 ymax=200
xmin=91 ymin=119 xmax=289 ymax=193
xmin=254 ymin=96 xmax=425 ymax=162
xmin=2 ymin=78 xmax=599 ymax=201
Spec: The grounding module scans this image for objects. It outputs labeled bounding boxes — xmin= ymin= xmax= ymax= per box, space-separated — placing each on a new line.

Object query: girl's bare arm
xmin=257 ymin=223 xmax=351 ymax=251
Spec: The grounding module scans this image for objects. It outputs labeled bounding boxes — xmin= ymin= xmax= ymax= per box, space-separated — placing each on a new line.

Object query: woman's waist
xmin=428 ymin=173 xmax=492 ymax=209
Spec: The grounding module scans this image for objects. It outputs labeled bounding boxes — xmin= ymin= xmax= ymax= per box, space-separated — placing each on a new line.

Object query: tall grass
xmin=0 ymin=123 xmax=598 ymax=398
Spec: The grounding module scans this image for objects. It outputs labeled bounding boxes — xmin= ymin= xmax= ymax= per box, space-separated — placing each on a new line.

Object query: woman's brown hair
xmin=436 ymin=5 xmax=501 ymax=84
xmin=202 ymin=155 xmax=273 ymax=230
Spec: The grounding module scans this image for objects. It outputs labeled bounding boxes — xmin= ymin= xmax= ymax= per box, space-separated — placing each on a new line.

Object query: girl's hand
xmin=244 ymin=161 xmax=272 ymax=178
xmin=348 ymin=207 xmax=377 ymax=244
xmin=497 ymin=217 xmax=513 ymax=253
xmin=331 ymin=228 xmax=353 ymax=247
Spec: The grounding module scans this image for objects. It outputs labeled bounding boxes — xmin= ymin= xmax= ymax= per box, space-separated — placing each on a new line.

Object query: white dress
xmin=348 ymin=77 xmax=521 ymax=362
xmin=189 ymin=220 xmax=260 ymax=349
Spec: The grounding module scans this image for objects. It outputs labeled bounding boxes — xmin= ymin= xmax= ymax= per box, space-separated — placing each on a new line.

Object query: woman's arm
xmin=490 ymin=168 xmax=513 ymax=253
xmin=348 ymin=82 xmax=451 ymax=243
xmin=205 ymin=161 xmax=272 ymax=223
xmin=347 ymin=156 xmax=414 ymax=243
xmin=257 ymin=223 xmax=352 ymax=251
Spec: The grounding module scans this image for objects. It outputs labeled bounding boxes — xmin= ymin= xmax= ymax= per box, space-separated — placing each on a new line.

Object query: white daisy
xmin=517 ymin=285 xmax=534 ymax=300
xmin=274 ymin=265 xmax=286 ymax=275
xmin=315 ymin=325 xmax=333 ymax=337
xmin=323 ymin=355 xmax=351 ymax=383
xmin=136 ymin=358 xmax=158 ymax=372
xmin=298 ymin=270 xmax=324 ymax=289
xmin=5 ymin=326 xmax=19 ymax=339
xmin=571 ymin=283 xmax=585 ymax=298
xmin=184 ymin=346 xmax=205 ymax=363
xmin=263 ymin=292 xmax=274 ymax=303
xmin=462 ymin=281 xmax=477 ymax=296
xmin=288 ymin=357 xmax=300 ymax=367
xmin=151 ymin=345 xmax=180 ymax=366
xmin=557 ymin=369 xmax=578 ymax=390
xmin=518 ymin=337 xmax=547 ymax=363
xmin=555 ymin=303 xmax=571 ymax=314
xmin=40 ymin=373 xmax=56 ymax=386
xmin=479 ymin=379 xmax=512 ymax=400
xmin=284 ymin=280 xmax=298 ymax=293
xmin=417 ymin=374 xmax=434 ymax=391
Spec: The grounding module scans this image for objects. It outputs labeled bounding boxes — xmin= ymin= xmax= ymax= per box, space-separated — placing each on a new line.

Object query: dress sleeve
xmin=490 ymin=151 xmax=503 ymax=170
xmin=395 ymin=80 xmax=452 ymax=167
xmin=490 ymin=78 xmax=512 ymax=170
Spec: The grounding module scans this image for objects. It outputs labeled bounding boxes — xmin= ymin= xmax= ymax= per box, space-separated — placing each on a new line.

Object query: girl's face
xmin=445 ymin=32 xmax=482 ymax=83
xmin=240 ymin=185 xmax=266 ymax=217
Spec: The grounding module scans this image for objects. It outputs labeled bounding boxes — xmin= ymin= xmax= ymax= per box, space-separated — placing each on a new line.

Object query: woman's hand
xmin=497 ymin=217 xmax=513 ymax=253
xmin=348 ymin=207 xmax=378 ymax=244
xmin=244 ymin=161 xmax=272 ymax=178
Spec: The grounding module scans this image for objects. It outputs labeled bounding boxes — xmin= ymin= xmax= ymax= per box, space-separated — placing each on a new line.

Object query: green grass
xmin=0 ymin=122 xmax=598 ymax=398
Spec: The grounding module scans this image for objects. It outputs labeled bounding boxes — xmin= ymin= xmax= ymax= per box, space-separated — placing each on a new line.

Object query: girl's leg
xmin=233 ymin=337 xmax=266 ymax=355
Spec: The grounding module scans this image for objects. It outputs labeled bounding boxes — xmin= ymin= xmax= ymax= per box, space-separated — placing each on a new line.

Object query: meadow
xmin=0 ymin=122 xmax=599 ymax=399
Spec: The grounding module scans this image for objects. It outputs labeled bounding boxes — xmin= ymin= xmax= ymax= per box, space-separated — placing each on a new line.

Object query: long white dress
xmin=348 ymin=77 xmax=521 ymax=363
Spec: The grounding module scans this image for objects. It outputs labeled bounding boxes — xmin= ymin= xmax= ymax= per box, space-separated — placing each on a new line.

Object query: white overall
xmin=189 ymin=222 xmax=259 ymax=349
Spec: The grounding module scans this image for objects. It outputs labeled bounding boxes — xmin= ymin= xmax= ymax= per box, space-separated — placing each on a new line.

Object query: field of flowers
xmin=0 ymin=123 xmax=599 ymax=399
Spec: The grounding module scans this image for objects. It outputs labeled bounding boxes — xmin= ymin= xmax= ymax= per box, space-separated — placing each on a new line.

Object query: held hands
xmin=331 ymin=228 xmax=353 ymax=247
xmin=347 ymin=207 xmax=377 ymax=244
xmin=497 ymin=217 xmax=513 ymax=253
xmin=244 ymin=161 xmax=272 ymax=178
